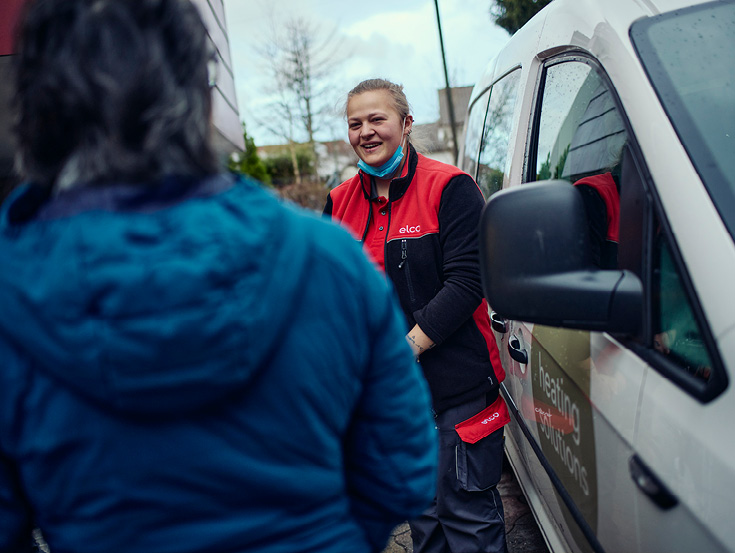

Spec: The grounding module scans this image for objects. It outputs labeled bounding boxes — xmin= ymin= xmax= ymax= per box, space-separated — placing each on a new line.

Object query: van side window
xmin=531 ymin=59 xmax=628 ymax=269
xmin=477 ymin=69 xmax=521 ymax=199
xmin=652 ymin=222 xmax=713 ymax=382
xmin=533 ymin=60 xmax=627 ymax=184
xmin=532 ymin=58 xmax=718 ymax=388
xmin=462 ymin=89 xmax=491 ymax=182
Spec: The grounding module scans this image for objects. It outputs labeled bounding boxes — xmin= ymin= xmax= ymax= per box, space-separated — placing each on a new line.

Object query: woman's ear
xmin=405 ymin=115 xmax=414 ymax=136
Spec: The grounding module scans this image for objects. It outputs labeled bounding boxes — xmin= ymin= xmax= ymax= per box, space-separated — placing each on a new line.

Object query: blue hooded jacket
xmin=0 ymin=174 xmax=437 ymax=553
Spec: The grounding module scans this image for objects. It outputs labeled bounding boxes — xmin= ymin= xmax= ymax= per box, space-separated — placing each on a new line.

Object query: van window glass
xmin=534 ymin=61 xmax=627 ymax=184
xmin=533 ymin=60 xmax=628 ymax=268
xmin=477 ymin=69 xmax=521 ymax=199
xmin=462 ymin=89 xmax=491 ymax=181
xmin=652 ymin=223 xmax=713 ymax=382
xmin=631 ymin=2 xmax=735 ymax=242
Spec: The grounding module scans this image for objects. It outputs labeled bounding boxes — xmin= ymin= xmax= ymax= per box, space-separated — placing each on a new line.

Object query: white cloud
xmin=223 ymin=0 xmax=510 ymax=145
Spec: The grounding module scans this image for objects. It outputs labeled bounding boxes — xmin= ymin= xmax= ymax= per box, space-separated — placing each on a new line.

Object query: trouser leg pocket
xmin=456 ymin=427 xmax=504 ymax=492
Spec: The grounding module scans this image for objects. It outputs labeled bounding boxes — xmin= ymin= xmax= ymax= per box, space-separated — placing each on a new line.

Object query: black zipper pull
xmin=398 ymin=239 xmax=407 ymax=269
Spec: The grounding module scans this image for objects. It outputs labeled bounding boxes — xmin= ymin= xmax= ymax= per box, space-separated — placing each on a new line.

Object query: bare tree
xmin=255 ymin=15 xmax=347 ymax=183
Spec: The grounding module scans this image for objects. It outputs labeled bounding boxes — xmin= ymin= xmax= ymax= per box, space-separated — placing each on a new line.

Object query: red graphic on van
xmin=521 ymin=394 xmax=575 ymax=435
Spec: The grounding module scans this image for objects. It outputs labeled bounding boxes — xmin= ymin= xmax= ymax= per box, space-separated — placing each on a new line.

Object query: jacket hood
xmin=0 ymin=174 xmax=309 ymax=415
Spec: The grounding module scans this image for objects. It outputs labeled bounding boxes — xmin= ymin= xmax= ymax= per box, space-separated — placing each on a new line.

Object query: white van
xmin=459 ymin=0 xmax=735 ymax=552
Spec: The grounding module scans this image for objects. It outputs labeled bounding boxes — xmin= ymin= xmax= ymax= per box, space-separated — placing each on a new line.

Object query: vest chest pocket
xmin=393 ymin=235 xmax=442 ymax=309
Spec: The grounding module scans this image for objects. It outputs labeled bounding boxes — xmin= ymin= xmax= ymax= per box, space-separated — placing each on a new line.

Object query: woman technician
xmin=324 ymin=78 xmax=508 ymax=553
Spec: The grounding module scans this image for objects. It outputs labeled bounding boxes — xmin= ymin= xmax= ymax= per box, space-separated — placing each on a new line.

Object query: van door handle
xmin=629 ymin=455 xmax=678 ymax=510
xmin=508 ymin=335 xmax=528 ymax=364
xmin=490 ymin=311 xmax=507 ymax=333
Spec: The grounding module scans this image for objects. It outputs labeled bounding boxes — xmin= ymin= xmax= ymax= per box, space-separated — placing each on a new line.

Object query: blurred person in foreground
xmin=0 ymin=1 xmax=436 ymax=552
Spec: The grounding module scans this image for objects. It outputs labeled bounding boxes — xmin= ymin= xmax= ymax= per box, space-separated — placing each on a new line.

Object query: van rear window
xmin=631 ymin=1 xmax=735 ymax=241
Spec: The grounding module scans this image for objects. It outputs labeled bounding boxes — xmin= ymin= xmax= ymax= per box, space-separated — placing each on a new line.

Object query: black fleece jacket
xmin=324 ymin=146 xmax=504 ymax=413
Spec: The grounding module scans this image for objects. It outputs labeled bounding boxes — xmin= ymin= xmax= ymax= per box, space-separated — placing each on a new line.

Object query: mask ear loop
xmin=401 ymin=116 xmax=410 ymax=150
xmin=393 ymin=117 xmax=410 ymax=180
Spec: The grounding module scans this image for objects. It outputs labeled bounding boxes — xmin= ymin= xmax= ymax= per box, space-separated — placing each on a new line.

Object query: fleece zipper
xmin=398 ymin=238 xmax=416 ymax=303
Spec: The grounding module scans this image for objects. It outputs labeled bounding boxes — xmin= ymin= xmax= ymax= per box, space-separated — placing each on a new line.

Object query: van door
xmin=628 ymin=214 xmax=729 ymax=552
xmin=625 ymin=4 xmax=735 ymax=549
xmin=518 ymin=55 xmax=646 ymax=553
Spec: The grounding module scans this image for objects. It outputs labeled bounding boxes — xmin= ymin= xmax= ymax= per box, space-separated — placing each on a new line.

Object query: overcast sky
xmin=222 ymin=0 xmax=510 ymax=146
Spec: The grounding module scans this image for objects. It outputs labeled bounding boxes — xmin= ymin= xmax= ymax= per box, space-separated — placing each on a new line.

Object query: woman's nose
xmin=360 ymin=123 xmax=375 ymax=138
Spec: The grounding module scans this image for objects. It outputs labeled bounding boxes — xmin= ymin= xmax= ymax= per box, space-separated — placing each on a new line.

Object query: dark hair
xmin=13 ymin=0 xmax=218 ymax=187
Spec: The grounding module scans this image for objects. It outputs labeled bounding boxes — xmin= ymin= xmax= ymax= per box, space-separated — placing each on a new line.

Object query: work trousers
xmin=409 ymin=393 xmax=507 ymax=553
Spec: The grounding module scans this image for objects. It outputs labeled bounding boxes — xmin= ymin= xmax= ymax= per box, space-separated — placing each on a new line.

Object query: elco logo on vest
xmin=399 ymin=225 xmax=421 ymax=234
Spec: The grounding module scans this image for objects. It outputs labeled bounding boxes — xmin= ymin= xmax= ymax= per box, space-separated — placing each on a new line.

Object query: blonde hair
xmin=345 ymin=78 xmax=411 ymax=119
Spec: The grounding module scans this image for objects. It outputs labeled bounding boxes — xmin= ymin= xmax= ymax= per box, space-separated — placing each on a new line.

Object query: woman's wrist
xmin=406 ymin=324 xmax=435 ymax=360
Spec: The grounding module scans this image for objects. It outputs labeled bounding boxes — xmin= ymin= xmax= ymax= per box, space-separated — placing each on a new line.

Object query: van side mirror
xmin=479 ymin=180 xmax=642 ymax=334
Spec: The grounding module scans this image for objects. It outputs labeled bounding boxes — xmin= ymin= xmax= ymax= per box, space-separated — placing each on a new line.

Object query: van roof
xmin=468 ymin=0 xmax=712 ymax=109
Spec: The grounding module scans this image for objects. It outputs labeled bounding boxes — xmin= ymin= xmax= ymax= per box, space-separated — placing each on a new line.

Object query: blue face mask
xmin=358 ymin=146 xmax=404 ymax=178
xmin=357 ymin=118 xmax=407 ymax=179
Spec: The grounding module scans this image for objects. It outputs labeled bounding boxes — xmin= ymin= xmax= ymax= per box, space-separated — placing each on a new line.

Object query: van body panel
xmin=642 ymin=130 xmax=735 ymax=342
xmin=634 ymin=370 xmax=734 ymax=551
xmin=614 ymin=29 xmax=735 ymax=343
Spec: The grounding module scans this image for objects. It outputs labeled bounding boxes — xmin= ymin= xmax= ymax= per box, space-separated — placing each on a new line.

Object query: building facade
xmin=191 ymin=0 xmax=244 ymax=155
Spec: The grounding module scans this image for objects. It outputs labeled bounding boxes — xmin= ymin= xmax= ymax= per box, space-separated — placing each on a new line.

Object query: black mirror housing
xmin=479 ymin=180 xmax=642 ymax=334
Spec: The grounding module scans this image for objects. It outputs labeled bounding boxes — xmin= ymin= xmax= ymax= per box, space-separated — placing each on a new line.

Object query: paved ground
xmin=382 ymin=454 xmax=550 ymax=553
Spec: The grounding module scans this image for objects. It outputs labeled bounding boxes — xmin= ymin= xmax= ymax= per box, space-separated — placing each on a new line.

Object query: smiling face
xmin=347 ymin=89 xmax=413 ymax=169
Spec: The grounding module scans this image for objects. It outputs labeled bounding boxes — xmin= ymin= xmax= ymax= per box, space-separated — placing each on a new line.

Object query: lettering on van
xmin=537 ymin=364 xmax=587 ymax=494
xmin=530 ymin=326 xmax=598 ymax=538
